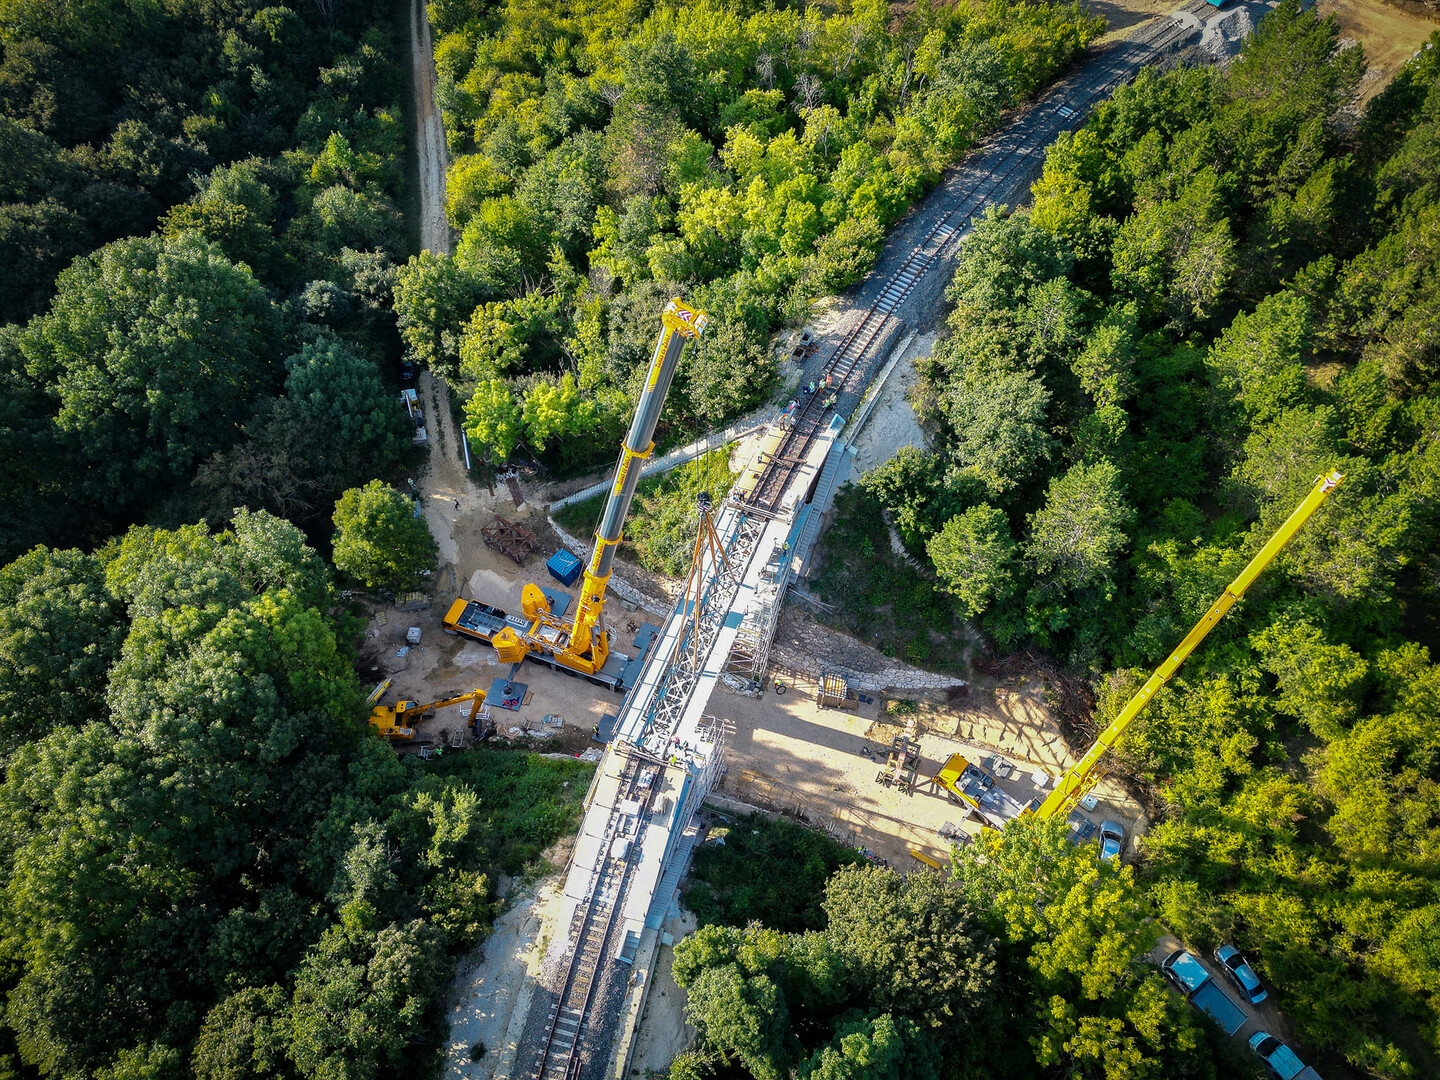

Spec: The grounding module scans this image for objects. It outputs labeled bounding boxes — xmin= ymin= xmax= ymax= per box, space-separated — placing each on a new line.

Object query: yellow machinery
xmin=1028 ymin=468 xmax=1345 ymax=820
xmin=489 ymin=298 xmax=708 ymax=680
xmin=931 ymin=752 xmax=1030 ymax=827
xmin=368 ymin=688 xmax=488 ymax=741
xmin=910 ymin=848 xmax=945 ymax=870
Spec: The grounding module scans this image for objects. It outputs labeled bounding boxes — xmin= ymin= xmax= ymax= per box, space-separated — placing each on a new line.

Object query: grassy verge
xmin=684 ymin=813 xmax=865 ymax=933
xmin=552 ymin=447 xmax=737 ymax=577
xmin=809 ymin=482 xmax=968 ymax=673
xmin=422 ymin=746 xmax=593 ymax=877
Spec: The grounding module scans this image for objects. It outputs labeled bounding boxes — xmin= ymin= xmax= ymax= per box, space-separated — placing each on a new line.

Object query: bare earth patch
xmin=700 ymin=670 xmax=1147 ymax=869
xmin=441 ymin=859 xmax=569 ymax=1080
xmin=1319 ymin=0 xmax=1438 ymax=103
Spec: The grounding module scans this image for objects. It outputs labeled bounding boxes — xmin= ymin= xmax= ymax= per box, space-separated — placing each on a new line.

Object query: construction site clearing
xmin=358 ymin=499 xmax=1146 ymax=866
xmin=703 ymin=672 xmax=1144 ymax=868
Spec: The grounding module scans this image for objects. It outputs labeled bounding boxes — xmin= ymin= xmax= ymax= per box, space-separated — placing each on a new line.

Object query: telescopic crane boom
xmin=1030 ymin=469 xmax=1344 ymax=821
xmin=490 ymin=298 xmax=708 ymax=679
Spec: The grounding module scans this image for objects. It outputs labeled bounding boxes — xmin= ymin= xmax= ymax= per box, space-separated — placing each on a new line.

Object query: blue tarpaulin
xmin=547 ymin=549 xmax=581 ymax=585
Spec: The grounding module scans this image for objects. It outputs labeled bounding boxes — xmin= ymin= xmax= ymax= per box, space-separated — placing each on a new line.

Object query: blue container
xmin=546 ymin=549 xmax=582 ymax=585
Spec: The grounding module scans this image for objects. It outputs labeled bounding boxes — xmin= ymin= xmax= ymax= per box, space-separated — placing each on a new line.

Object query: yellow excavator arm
xmin=1030 ymin=469 xmax=1344 ymax=820
xmin=368 ymin=687 xmax=488 ymax=741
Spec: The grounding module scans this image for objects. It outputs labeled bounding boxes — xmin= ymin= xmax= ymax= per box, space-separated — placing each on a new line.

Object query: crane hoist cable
xmin=1029 ymin=468 xmax=1344 ymax=821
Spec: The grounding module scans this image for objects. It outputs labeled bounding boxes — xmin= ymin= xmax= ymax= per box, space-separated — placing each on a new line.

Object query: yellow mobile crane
xmin=1023 ymin=468 xmax=1344 ymax=820
xmin=484 ymin=298 xmax=708 ymax=682
xmin=368 ymin=688 xmax=489 ymax=741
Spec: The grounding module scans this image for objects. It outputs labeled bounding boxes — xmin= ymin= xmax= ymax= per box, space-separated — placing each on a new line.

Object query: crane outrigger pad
xmin=484 ymin=678 xmax=527 ymax=711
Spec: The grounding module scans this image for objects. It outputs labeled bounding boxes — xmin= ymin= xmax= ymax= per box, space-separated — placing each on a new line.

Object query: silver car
xmin=1215 ymin=943 xmax=1267 ymax=1004
xmin=1098 ymin=820 xmax=1124 ymax=863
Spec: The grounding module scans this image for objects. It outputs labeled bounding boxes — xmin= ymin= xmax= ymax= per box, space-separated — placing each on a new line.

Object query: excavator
xmin=930 ymin=469 xmax=1345 ymax=822
xmin=368 ymin=688 xmax=490 ymax=741
xmin=480 ymin=297 xmax=708 ymax=683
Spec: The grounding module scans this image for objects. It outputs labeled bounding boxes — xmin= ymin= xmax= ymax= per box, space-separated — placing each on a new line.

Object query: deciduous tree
xmin=331 ymin=481 xmax=438 ymax=592
xmin=928 ymin=505 xmax=1019 ymax=618
xmin=18 ymin=233 xmax=275 ymax=509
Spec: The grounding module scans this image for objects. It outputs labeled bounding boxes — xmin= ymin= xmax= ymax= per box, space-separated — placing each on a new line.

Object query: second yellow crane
xmin=928 ymin=469 xmax=1344 ymax=822
xmin=1029 ymin=468 xmax=1344 ymax=820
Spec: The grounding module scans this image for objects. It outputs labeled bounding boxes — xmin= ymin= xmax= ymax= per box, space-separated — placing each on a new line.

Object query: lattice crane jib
xmin=637 ymin=507 xmax=763 ymax=759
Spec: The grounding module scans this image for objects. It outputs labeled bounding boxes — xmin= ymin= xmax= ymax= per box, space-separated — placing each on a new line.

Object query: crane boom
xmin=490 ymin=298 xmax=707 ymax=678
xmin=1031 ymin=469 xmax=1344 ymax=820
xmin=566 ymin=298 xmax=708 ymax=660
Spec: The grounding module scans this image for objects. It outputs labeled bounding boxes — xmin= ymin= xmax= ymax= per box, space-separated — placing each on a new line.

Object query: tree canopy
xmin=331 ymin=481 xmax=439 ymax=592
xmin=812 ymin=7 xmax=1440 ymax=1072
xmin=410 ymin=0 xmax=1104 ymax=473
xmin=0 ymin=512 xmax=591 ymax=1079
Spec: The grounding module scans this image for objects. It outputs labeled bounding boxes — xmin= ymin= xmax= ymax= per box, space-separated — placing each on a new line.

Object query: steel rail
xmin=734 ymin=5 xmax=1208 ymax=517
xmin=532 ymin=750 xmax=652 ymax=1080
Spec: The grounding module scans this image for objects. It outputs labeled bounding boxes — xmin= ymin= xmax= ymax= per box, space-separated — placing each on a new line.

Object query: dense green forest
xmin=810 ymin=5 xmax=1440 ymax=1076
xmin=0 ymin=0 xmax=418 ymax=561
xmin=413 ymin=0 xmax=1104 ymax=473
xmin=676 ymin=814 xmax=1223 ymax=1080
xmin=0 ymin=2 xmax=597 ymax=1078
xmin=3 ymin=0 xmax=1438 ymax=1078
xmin=0 ymin=512 xmax=591 ymax=1080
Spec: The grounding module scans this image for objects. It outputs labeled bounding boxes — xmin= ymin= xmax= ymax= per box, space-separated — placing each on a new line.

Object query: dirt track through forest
xmin=410 ymin=0 xmax=449 ymax=256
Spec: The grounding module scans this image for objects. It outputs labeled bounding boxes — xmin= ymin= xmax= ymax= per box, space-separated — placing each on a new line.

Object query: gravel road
xmin=409 ymin=0 xmax=450 ymax=255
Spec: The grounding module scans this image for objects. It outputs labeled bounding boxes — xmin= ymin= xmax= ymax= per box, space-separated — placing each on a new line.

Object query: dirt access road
xmin=409 ymin=0 xmax=449 ymax=255
xmin=384 ymin=0 xmax=629 ymax=750
xmin=1147 ymin=932 xmax=1312 ymax=1072
xmin=705 ymin=671 xmax=1147 ymax=869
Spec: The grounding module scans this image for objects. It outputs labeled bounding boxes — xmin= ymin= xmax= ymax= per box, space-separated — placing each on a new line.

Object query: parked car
xmin=1160 ymin=948 xmax=1248 ymax=1035
xmin=1249 ymin=1031 xmax=1321 ymax=1080
xmin=1098 ymin=820 xmax=1124 ymax=863
xmin=401 ymin=358 xmax=415 ymax=381
xmin=1215 ymin=944 xmax=1268 ymax=1004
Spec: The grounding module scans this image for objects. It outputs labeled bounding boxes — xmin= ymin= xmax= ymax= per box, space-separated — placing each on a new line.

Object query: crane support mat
xmin=632 ymin=622 xmax=663 ymax=652
xmin=484 ymin=678 xmax=527 ymax=712
xmin=546 ymin=549 xmax=582 ymax=585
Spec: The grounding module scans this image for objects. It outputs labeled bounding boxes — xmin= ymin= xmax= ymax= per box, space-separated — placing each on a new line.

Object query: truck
xmin=1249 ymin=1032 xmax=1321 ymax=1080
xmin=1160 ymin=948 xmax=1248 ymax=1035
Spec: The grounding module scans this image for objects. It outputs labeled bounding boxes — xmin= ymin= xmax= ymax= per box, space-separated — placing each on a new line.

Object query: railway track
xmin=532 ymin=750 xmax=657 ymax=1080
xmin=735 ymin=3 xmax=1212 ymax=516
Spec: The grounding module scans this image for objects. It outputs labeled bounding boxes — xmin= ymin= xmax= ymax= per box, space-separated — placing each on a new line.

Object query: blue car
xmin=1098 ymin=820 xmax=1124 ymax=863
xmin=1215 ymin=943 xmax=1268 ymax=1004
xmin=1249 ymin=1031 xmax=1321 ymax=1080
